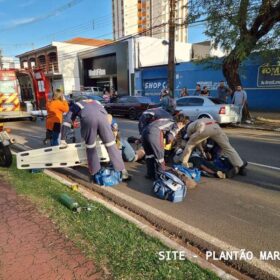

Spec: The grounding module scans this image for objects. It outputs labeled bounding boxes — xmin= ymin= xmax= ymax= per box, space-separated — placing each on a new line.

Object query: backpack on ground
xmin=173 ymin=164 xmax=201 ymax=183
xmin=153 ymin=171 xmax=187 ymax=203
xmin=93 ymin=167 xmax=122 ymax=187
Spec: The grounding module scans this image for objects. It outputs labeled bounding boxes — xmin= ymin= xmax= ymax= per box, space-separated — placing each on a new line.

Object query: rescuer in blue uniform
xmin=141 ymin=113 xmax=188 ymax=180
xmin=138 ymin=107 xmax=173 ymax=135
xmin=61 ymin=99 xmax=130 ymax=180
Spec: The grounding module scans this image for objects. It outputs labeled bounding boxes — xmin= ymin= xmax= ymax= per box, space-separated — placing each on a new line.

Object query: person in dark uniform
xmin=141 ymin=113 xmax=188 ymax=180
xmin=138 ymin=107 xmax=173 ymax=135
xmin=61 ymin=99 xmax=130 ymax=180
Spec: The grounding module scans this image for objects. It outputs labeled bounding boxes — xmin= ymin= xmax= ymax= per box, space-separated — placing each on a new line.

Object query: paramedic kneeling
xmin=60 ymin=99 xmax=130 ymax=180
xmin=141 ymin=113 xmax=188 ymax=180
xmin=181 ymin=118 xmax=247 ymax=175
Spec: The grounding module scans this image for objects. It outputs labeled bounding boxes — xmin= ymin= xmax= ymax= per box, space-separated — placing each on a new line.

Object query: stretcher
xmin=16 ymin=140 xmax=110 ymax=170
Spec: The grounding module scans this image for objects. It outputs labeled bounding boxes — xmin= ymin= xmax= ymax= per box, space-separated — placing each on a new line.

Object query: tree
xmin=185 ymin=0 xmax=280 ymax=90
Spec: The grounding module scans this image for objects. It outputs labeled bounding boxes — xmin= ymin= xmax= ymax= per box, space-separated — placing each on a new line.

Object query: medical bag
xmin=153 ymin=171 xmax=187 ymax=203
xmin=173 ymin=164 xmax=201 ymax=183
xmin=93 ymin=167 xmax=122 ymax=187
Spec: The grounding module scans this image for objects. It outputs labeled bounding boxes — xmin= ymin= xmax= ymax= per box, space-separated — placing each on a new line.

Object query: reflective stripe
xmin=145 ymin=154 xmax=154 ymax=159
xmin=86 ymin=142 xmax=96 ymax=148
xmin=205 ymin=121 xmax=218 ymax=125
xmin=104 ymin=140 xmax=115 ymax=147
xmin=63 ymin=122 xmax=71 ymax=128
xmin=158 ymin=121 xmax=174 ymax=130
xmin=170 ymin=130 xmax=176 ymax=137
xmin=143 ymin=111 xmax=155 ymax=116
xmin=76 ymin=102 xmax=84 ymax=109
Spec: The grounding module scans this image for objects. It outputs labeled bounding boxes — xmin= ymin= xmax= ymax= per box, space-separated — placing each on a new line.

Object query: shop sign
xmin=89 ymin=68 xmax=106 ymax=77
xmin=257 ymin=65 xmax=280 ymax=87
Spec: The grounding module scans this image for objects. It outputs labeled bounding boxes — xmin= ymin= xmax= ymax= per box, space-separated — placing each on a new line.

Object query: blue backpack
xmin=93 ymin=167 xmax=122 ymax=187
xmin=153 ymin=171 xmax=187 ymax=203
xmin=173 ymin=165 xmax=201 ymax=183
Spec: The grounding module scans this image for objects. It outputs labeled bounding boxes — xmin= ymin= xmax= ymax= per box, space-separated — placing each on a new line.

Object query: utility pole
xmin=168 ymin=0 xmax=176 ymax=97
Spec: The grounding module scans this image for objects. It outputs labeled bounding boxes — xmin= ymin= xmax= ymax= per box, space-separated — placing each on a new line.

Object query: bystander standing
xmin=200 ymin=86 xmax=210 ymax=96
xmin=193 ymin=84 xmax=202 ymax=96
xmin=217 ymin=81 xmax=232 ymax=103
xmin=180 ymin=88 xmax=188 ymax=97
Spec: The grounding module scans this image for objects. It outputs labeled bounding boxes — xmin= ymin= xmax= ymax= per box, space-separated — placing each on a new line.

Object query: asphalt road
xmin=6 ymin=118 xmax=280 ymax=270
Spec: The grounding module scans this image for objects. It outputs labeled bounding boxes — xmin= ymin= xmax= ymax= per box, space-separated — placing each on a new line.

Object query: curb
xmin=232 ymin=124 xmax=280 ymax=132
xmin=11 ymin=143 xmax=280 ymax=280
xmin=46 ymin=170 xmax=239 ymax=280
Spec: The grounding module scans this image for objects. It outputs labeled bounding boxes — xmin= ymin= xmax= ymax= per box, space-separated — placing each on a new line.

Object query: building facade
xmin=112 ymin=0 xmax=188 ymax=42
xmin=17 ymin=38 xmax=111 ymax=94
xmin=78 ymin=36 xmax=192 ymax=96
xmin=135 ymin=56 xmax=280 ymax=111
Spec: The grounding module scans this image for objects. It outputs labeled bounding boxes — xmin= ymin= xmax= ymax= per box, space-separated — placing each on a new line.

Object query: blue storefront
xmin=135 ymin=56 xmax=280 ymax=111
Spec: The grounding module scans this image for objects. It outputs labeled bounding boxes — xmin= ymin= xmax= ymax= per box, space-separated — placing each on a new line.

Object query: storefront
xmin=135 ymin=55 xmax=280 ymax=111
xmin=79 ymin=41 xmax=129 ymax=95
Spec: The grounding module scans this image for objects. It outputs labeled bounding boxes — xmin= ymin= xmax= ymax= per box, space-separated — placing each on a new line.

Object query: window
xmin=176 ymin=97 xmax=204 ymax=107
xmin=118 ymin=97 xmax=128 ymax=103
xmin=188 ymin=98 xmax=204 ymax=106
xmin=136 ymin=96 xmax=151 ymax=103
xmin=127 ymin=97 xmax=136 ymax=103
xmin=176 ymin=98 xmax=190 ymax=106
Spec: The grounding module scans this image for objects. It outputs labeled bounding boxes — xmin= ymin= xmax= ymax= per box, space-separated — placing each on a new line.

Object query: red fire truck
xmin=0 ymin=68 xmax=50 ymax=121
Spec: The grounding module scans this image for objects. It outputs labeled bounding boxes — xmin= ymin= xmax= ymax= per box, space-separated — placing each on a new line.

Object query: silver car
xmin=176 ymin=96 xmax=241 ymax=124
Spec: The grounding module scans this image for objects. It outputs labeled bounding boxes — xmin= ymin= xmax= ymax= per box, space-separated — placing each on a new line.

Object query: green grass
xmin=0 ymin=161 xmax=219 ymax=280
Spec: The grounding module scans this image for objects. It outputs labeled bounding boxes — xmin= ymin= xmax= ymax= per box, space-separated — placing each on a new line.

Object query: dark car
xmin=105 ymin=96 xmax=157 ymax=120
xmin=66 ymin=93 xmax=105 ymax=106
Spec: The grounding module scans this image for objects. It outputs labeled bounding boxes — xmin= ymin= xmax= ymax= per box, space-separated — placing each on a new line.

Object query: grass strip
xmin=0 ymin=161 xmax=219 ymax=280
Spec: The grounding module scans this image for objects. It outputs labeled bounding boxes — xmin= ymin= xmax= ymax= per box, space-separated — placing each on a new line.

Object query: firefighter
xmin=60 ymin=99 xmax=130 ymax=181
xmin=138 ymin=107 xmax=173 ymax=135
xmin=141 ymin=113 xmax=188 ymax=180
xmin=180 ymin=118 xmax=247 ymax=175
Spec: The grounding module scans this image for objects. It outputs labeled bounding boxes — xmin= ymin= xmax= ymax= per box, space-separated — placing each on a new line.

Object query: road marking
xmin=249 ymin=162 xmax=280 ymax=171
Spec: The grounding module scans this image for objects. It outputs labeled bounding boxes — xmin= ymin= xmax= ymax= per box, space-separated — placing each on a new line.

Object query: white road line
xmin=249 ymin=162 xmax=280 ymax=171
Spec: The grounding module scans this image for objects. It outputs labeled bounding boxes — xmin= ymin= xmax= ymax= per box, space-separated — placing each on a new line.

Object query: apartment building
xmin=112 ymin=0 xmax=188 ymax=42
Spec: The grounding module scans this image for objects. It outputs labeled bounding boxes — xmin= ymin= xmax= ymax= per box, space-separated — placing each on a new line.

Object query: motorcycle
xmin=0 ymin=124 xmax=14 ymax=167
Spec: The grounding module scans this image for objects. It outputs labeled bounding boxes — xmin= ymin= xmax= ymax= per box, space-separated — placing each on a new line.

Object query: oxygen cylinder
xmin=59 ymin=193 xmax=80 ymax=212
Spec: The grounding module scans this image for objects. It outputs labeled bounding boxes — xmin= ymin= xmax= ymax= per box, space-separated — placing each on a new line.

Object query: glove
xmin=60 ymin=140 xmax=68 ymax=147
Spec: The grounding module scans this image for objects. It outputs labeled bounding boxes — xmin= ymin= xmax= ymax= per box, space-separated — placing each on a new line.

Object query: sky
xmin=0 ymin=0 xmax=207 ymax=60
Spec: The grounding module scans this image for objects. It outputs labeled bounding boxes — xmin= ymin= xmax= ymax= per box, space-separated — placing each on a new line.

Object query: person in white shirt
xmin=232 ymin=85 xmax=248 ymax=122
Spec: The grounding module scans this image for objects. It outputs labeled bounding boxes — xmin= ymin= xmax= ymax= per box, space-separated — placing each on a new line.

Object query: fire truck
xmin=0 ymin=68 xmax=50 ymax=166
xmin=0 ymin=68 xmax=50 ymax=121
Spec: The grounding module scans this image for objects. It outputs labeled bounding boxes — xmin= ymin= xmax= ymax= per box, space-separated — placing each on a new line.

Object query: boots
xmin=145 ymin=157 xmax=156 ymax=180
xmin=121 ymin=169 xmax=132 ymax=181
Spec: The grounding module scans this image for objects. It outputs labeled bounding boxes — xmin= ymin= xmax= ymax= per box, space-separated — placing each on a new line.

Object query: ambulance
xmin=0 ymin=68 xmax=50 ymax=121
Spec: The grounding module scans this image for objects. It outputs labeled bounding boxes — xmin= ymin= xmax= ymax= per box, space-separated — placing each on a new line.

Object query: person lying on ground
xmin=188 ymin=149 xmax=236 ymax=179
xmin=109 ymin=118 xmax=145 ymax=163
xmin=179 ymin=117 xmax=247 ymax=176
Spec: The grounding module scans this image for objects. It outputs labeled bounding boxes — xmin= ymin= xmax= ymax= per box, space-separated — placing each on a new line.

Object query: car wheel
xmin=129 ymin=109 xmax=137 ymax=120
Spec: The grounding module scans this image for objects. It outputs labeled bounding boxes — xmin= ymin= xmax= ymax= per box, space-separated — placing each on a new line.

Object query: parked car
xmin=82 ymin=87 xmax=103 ymax=96
xmin=67 ymin=93 xmax=105 ymax=105
xmin=105 ymin=96 xmax=157 ymax=120
xmin=176 ymin=96 xmax=241 ymax=124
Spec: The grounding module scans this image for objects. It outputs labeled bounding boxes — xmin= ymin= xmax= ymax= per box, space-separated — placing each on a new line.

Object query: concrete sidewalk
xmin=0 ymin=180 xmax=102 ymax=280
xmin=234 ymin=111 xmax=280 ymax=131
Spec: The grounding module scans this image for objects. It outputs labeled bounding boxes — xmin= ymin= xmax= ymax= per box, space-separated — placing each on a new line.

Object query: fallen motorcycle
xmin=0 ymin=124 xmax=14 ymax=167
